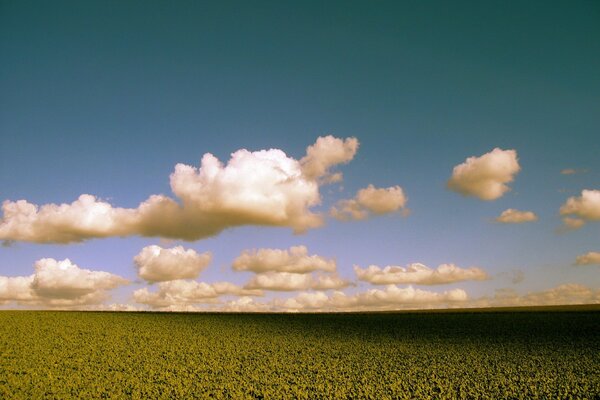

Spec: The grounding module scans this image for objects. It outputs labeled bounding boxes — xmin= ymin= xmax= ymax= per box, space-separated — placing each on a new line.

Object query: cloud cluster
xmin=133 ymin=280 xmax=262 ymax=309
xmin=134 ymin=245 xmax=212 ymax=282
xmin=232 ymin=245 xmax=336 ymax=274
xmin=354 ymin=263 xmax=488 ymax=285
xmin=243 ymin=272 xmax=350 ymax=291
xmin=559 ymin=189 xmax=600 ymax=230
xmin=574 ymin=252 xmax=600 ymax=266
xmin=483 ymin=284 xmax=600 ymax=307
xmin=447 ymin=148 xmax=520 ymax=200
xmin=0 ymin=136 xmax=359 ymax=244
xmin=494 ymin=209 xmax=538 ymax=224
xmin=0 ymin=258 xmax=128 ymax=307
xmin=331 ymin=185 xmax=407 ymax=221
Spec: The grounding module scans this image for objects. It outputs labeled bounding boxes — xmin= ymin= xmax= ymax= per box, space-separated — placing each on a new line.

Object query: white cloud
xmin=494 ymin=208 xmax=538 ymax=223
xmin=232 ymin=245 xmax=335 ymax=274
xmin=0 ymin=258 xmax=128 ymax=307
xmin=133 ymin=280 xmax=263 ymax=309
xmin=243 ymin=272 xmax=350 ymax=291
xmin=300 ymin=135 xmax=358 ymax=181
xmin=574 ymin=252 xmax=600 ymax=266
xmin=354 ymin=263 xmax=488 ymax=285
xmin=447 ymin=148 xmax=520 ymax=200
xmin=560 ymin=190 xmax=600 ymax=229
xmin=330 ymin=185 xmax=407 ymax=221
xmin=134 ymin=245 xmax=212 ymax=282
xmin=0 ymin=136 xmax=359 ymax=244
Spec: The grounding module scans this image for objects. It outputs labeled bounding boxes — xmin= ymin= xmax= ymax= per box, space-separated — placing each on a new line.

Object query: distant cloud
xmin=232 ymin=246 xmax=336 ymax=274
xmin=0 ymin=258 xmax=128 ymax=307
xmin=498 ymin=269 xmax=525 ymax=284
xmin=330 ymin=185 xmax=407 ymax=221
xmin=494 ymin=209 xmax=538 ymax=224
xmin=133 ymin=280 xmax=262 ymax=309
xmin=574 ymin=252 xmax=600 ymax=266
xmin=0 ymin=136 xmax=358 ymax=244
xmin=134 ymin=245 xmax=212 ymax=282
xmin=354 ymin=263 xmax=488 ymax=285
xmin=447 ymin=148 xmax=520 ymax=200
xmin=560 ymin=168 xmax=588 ymax=175
xmin=480 ymin=284 xmax=600 ymax=307
xmin=244 ymin=272 xmax=351 ymax=291
xmin=559 ymin=189 xmax=600 ymax=230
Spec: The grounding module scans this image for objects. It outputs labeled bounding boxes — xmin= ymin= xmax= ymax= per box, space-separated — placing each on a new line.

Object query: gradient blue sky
xmin=1 ymin=1 xmax=599 ymax=310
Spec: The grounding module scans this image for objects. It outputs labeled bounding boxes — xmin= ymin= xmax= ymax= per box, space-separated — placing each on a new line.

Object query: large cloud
xmin=354 ymin=263 xmax=488 ymax=285
xmin=134 ymin=245 xmax=212 ymax=282
xmin=133 ymin=280 xmax=262 ymax=309
xmin=232 ymin=245 xmax=335 ymax=274
xmin=494 ymin=209 xmax=538 ymax=223
xmin=447 ymin=148 xmax=520 ymax=200
xmin=574 ymin=252 xmax=600 ymax=266
xmin=0 ymin=258 xmax=128 ymax=307
xmin=244 ymin=272 xmax=350 ymax=291
xmin=559 ymin=189 xmax=600 ymax=230
xmin=330 ymin=185 xmax=407 ymax=221
xmin=0 ymin=136 xmax=358 ymax=244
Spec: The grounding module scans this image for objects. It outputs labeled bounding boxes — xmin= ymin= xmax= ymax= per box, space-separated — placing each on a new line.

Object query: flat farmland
xmin=1 ymin=308 xmax=599 ymax=399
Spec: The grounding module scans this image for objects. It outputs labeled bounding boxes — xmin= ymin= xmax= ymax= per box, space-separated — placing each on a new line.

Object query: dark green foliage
xmin=0 ymin=310 xmax=598 ymax=399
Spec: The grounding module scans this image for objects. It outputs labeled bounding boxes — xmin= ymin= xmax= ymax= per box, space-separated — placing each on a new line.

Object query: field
xmin=1 ymin=307 xmax=599 ymax=399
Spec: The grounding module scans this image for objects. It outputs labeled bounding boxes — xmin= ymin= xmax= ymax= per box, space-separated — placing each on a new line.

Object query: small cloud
xmin=330 ymin=185 xmax=407 ymax=221
xmin=559 ymin=189 xmax=600 ymax=230
xmin=232 ymin=245 xmax=336 ymax=274
xmin=243 ymin=272 xmax=351 ymax=292
xmin=354 ymin=263 xmax=488 ymax=285
xmin=447 ymin=148 xmax=520 ymax=201
xmin=574 ymin=251 xmax=600 ymax=266
xmin=134 ymin=245 xmax=212 ymax=282
xmin=494 ymin=209 xmax=538 ymax=224
xmin=498 ymin=269 xmax=525 ymax=284
xmin=561 ymin=168 xmax=588 ymax=175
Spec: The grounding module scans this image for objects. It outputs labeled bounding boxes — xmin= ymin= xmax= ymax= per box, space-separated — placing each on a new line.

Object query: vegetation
xmin=1 ymin=309 xmax=598 ymax=399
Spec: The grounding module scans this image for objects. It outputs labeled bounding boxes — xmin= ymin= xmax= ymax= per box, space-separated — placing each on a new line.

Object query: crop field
xmin=1 ymin=308 xmax=599 ymax=399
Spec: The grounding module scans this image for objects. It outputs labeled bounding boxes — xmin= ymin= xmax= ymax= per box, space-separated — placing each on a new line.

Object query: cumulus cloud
xmin=0 ymin=258 xmax=128 ymax=307
xmin=574 ymin=252 xmax=600 ymax=266
xmin=0 ymin=136 xmax=359 ymax=244
xmin=559 ymin=190 xmax=600 ymax=229
xmin=494 ymin=209 xmax=538 ymax=224
xmin=447 ymin=148 xmax=520 ymax=200
xmin=354 ymin=263 xmax=488 ymax=285
xmin=134 ymin=245 xmax=212 ymax=282
xmin=330 ymin=185 xmax=407 ymax=221
xmin=133 ymin=280 xmax=263 ymax=309
xmin=244 ymin=272 xmax=350 ymax=291
xmin=232 ymin=245 xmax=335 ymax=274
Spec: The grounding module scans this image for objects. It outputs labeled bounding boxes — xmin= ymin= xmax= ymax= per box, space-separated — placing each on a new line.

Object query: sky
xmin=1 ymin=0 xmax=599 ymax=311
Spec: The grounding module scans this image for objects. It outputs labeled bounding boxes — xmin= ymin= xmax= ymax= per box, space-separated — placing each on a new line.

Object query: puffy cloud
xmin=244 ymin=272 xmax=350 ymax=291
xmin=232 ymin=245 xmax=335 ymax=274
xmin=0 ymin=258 xmax=128 ymax=307
xmin=574 ymin=252 xmax=600 ymax=266
xmin=133 ymin=280 xmax=263 ymax=309
xmin=0 ymin=136 xmax=359 ymax=244
xmin=134 ymin=245 xmax=212 ymax=282
xmin=354 ymin=263 xmax=488 ymax=285
xmin=447 ymin=148 xmax=520 ymax=200
xmin=300 ymin=136 xmax=358 ymax=181
xmin=330 ymin=185 xmax=407 ymax=221
xmin=494 ymin=209 xmax=538 ymax=223
xmin=560 ymin=190 xmax=600 ymax=229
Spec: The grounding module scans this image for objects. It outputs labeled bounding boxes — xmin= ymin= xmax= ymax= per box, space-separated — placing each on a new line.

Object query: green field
xmin=1 ymin=308 xmax=599 ymax=399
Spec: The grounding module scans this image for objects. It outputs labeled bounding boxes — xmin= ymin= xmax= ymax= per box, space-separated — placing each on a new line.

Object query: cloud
xmin=330 ymin=185 xmax=407 ymax=221
xmin=354 ymin=263 xmax=488 ymax=285
xmin=559 ymin=190 xmax=600 ymax=229
xmin=574 ymin=252 xmax=600 ymax=266
xmin=232 ymin=245 xmax=336 ymax=274
xmin=447 ymin=148 xmax=520 ymax=200
xmin=494 ymin=209 xmax=538 ymax=223
xmin=0 ymin=258 xmax=128 ymax=307
xmin=0 ymin=136 xmax=359 ymax=244
xmin=480 ymin=284 xmax=600 ymax=307
xmin=300 ymin=136 xmax=359 ymax=181
xmin=134 ymin=245 xmax=212 ymax=282
xmin=133 ymin=280 xmax=263 ymax=309
xmin=244 ymin=272 xmax=350 ymax=291
xmin=561 ymin=168 xmax=587 ymax=175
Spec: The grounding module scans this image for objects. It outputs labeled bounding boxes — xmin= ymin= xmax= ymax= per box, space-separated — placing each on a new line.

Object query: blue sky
xmin=1 ymin=1 xmax=599 ymax=310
